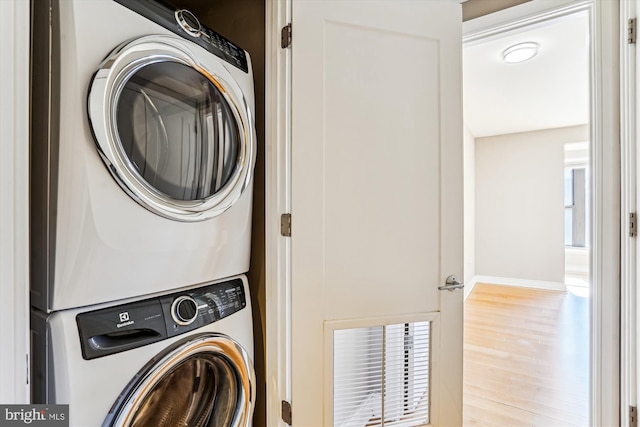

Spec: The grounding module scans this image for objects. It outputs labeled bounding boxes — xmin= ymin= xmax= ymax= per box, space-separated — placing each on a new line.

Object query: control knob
xmin=171 ymin=296 xmax=198 ymax=326
xmin=175 ymin=9 xmax=201 ymax=38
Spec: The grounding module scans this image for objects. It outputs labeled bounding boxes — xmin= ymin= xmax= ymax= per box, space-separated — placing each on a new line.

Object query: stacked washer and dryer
xmin=30 ymin=0 xmax=257 ymax=425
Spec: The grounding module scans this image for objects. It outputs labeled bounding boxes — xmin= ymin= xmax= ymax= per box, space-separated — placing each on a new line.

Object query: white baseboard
xmin=466 ymin=275 xmax=567 ymax=299
xmin=565 ymin=264 xmax=589 ymax=274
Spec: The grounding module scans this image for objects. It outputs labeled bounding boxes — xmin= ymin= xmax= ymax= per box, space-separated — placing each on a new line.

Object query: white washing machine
xmin=31 ymin=275 xmax=255 ymax=426
xmin=30 ymin=0 xmax=257 ymax=311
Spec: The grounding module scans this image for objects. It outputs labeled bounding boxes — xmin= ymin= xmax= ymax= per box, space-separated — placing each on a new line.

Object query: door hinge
xmin=281 ymin=23 xmax=292 ymax=49
xmin=631 ymin=406 xmax=637 ymax=427
xmin=629 ymin=18 xmax=637 ymax=44
xmin=281 ymin=400 xmax=292 ymax=425
xmin=630 ymin=212 xmax=637 ymax=237
xmin=281 ymin=213 xmax=292 ymax=237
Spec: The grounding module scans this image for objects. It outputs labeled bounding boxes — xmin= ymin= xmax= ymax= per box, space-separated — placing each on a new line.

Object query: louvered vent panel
xmin=333 ymin=321 xmax=431 ymax=427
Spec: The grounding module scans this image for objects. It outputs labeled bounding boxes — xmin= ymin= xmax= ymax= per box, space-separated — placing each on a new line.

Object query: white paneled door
xmin=290 ymin=1 xmax=463 ymax=426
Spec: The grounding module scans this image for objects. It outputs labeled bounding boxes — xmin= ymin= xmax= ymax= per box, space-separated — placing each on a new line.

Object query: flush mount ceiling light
xmin=502 ymin=42 xmax=540 ymax=63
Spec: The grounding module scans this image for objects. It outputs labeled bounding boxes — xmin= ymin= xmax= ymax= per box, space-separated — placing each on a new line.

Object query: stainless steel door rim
xmin=88 ymin=35 xmax=255 ymax=221
xmin=103 ymin=333 xmax=256 ymax=427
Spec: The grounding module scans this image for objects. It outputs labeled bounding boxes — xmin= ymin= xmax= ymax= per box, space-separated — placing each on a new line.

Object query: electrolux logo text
xmin=116 ymin=311 xmax=134 ymax=328
xmin=0 ymin=405 xmax=68 ymax=427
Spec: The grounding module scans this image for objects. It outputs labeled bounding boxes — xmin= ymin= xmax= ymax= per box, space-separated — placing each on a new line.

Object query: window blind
xmin=333 ymin=321 xmax=431 ymax=427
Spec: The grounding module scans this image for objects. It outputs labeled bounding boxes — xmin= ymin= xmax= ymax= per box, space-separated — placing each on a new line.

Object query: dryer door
xmin=88 ymin=35 xmax=255 ymax=222
xmin=103 ymin=333 xmax=255 ymax=427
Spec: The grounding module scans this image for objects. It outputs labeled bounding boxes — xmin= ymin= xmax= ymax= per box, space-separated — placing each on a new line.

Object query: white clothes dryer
xmin=31 ymin=275 xmax=255 ymax=427
xmin=30 ymin=0 xmax=257 ymax=311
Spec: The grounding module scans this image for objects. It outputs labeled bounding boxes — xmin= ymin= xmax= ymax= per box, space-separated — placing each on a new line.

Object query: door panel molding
xmin=288 ymin=2 xmax=463 ymax=425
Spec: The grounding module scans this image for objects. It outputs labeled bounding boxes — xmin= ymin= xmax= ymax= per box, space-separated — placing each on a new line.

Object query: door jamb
xmin=265 ymin=0 xmax=292 ymax=426
xmin=622 ymin=0 xmax=638 ymax=424
xmin=0 ymin=0 xmax=30 ymax=404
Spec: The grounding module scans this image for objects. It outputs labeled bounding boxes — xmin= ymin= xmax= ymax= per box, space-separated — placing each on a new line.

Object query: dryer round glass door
xmin=89 ymin=35 xmax=255 ymax=221
xmin=103 ymin=333 xmax=255 ymax=427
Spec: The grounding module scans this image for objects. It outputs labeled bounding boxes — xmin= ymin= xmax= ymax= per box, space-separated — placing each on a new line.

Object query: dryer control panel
xmin=76 ymin=278 xmax=246 ymax=360
xmin=113 ymin=0 xmax=249 ymax=72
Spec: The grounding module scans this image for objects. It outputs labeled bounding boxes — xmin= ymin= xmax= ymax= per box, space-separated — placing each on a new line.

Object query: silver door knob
xmin=438 ymin=275 xmax=464 ymax=291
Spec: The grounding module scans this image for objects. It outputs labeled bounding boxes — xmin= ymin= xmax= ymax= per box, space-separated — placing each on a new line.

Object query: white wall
xmin=463 ymin=126 xmax=476 ymax=289
xmin=0 ymin=0 xmax=30 ymax=404
xmin=475 ymin=125 xmax=588 ymax=283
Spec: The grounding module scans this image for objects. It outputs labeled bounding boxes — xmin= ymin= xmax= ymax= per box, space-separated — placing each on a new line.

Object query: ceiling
xmin=463 ymin=11 xmax=589 ymax=138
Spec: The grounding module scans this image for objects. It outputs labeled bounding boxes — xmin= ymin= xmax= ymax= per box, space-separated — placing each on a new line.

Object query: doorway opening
xmin=564 ymin=141 xmax=590 ymax=297
xmin=462 ymin=7 xmax=591 ymax=426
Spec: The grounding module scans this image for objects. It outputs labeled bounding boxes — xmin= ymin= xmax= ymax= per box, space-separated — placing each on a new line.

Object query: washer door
xmin=103 ymin=333 xmax=255 ymax=427
xmin=88 ymin=35 xmax=255 ymax=221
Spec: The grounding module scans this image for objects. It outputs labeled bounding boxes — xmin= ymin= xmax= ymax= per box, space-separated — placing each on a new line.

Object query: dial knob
xmin=175 ymin=9 xmax=201 ymax=38
xmin=171 ymin=296 xmax=198 ymax=326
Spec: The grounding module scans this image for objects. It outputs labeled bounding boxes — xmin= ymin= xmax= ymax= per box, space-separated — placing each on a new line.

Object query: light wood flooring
xmin=463 ymin=284 xmax=589 ymax=427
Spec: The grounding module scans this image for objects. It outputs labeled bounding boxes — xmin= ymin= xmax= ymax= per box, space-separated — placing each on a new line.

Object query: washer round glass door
xmin=89 ymin=35 xmax=255 ymax=221
xmin=103 ymin=334 xmax=255 ymax=427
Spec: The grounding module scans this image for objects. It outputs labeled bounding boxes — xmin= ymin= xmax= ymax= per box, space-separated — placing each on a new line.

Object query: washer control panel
xmin=76 ymin=278 xmax=246 ymax=360
xmin=159 ymin=279 xmax=246 ymax=338
xmin=114 ymin=0 xmax=249 ymax=72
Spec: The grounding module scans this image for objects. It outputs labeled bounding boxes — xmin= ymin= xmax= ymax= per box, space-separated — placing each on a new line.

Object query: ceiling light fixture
xmin=502 ymin=42 xmax=539 ymax=63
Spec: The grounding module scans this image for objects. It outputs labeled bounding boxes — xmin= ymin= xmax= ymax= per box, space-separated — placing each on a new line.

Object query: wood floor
xmin=463 ymin=284 xmax=589 ymax=427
